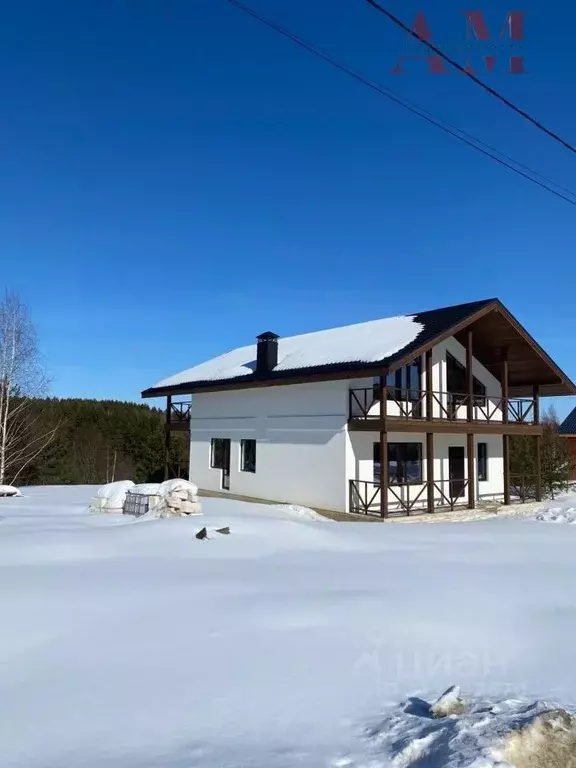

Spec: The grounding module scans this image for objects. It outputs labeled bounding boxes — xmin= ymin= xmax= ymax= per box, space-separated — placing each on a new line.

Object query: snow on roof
xmin=152 ymin=314 xmax=424 ymax=389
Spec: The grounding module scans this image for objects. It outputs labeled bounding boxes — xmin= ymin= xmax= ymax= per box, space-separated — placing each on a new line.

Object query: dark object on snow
xmin=216 ymin=526 xmax=230 ymax=535
xmin=195 ymin=527 xmax=208 ymax=540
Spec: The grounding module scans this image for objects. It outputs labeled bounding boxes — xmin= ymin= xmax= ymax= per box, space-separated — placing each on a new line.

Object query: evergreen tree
xmin=17 ymin=398 xmax=188 ymax=485
xmin=510 ymin=406 xmax=573 ymax=500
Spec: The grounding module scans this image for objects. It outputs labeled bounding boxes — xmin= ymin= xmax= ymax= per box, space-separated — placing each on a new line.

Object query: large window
xmin=477 ymin=442 xmax=488 ymax=481
xmin=372 ymin=362 xmax=422 ymax=401
xmin=241 ymin=439 xmax=256 ymax=473
xmin=374 ymin=442 xmax=423 ymax=484
xmin=446 ymin=352 xmax=487 ymax=406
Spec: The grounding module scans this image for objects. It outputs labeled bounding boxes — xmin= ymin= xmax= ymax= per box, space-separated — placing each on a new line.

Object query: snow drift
xmin=363 ymin=693 xmax=576 ymax=767
xmin=0 ymin=485 xmax=21 ymax=497
xmin=534 ymin=506 xmax=576 ymax=525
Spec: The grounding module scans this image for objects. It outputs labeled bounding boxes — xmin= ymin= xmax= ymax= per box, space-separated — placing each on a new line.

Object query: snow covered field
xmin=1 ymin=486 xmax=576 ymax=767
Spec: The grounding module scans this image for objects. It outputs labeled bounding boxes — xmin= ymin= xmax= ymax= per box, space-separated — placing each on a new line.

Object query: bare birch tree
xmin=0 ymin=292 xmax=57 ymax=485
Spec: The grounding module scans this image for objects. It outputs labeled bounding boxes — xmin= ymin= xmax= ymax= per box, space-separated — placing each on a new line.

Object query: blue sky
xmin=2 ymin=1 xmax=576 ymax=414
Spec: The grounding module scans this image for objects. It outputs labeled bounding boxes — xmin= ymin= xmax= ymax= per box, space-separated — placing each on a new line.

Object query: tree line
xmin=15 ymin=398 xmax=187 ymax=486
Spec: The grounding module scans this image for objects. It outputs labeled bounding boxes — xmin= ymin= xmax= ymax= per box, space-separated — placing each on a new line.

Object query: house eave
xmin=141 ymin=361 xmax=392 ymax=398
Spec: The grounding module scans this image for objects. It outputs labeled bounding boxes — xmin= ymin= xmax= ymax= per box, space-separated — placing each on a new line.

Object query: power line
xmin=365 ymin=0 xmax=576 ymax=156
xmin=223 ymin=0 xmax=576 ymax=206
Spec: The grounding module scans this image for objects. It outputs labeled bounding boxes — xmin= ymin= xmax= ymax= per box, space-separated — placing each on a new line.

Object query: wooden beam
xmin=503 ymin=434 xmax=510 ymax=505
xmin=426 ymin=348 xmax=433 ymax=421
xmin=380 ymin=429 xmax=388 ymax=519
xmin=164 ymin=395 xmax=172 ymax=481
xmin=379 ymin=374 xmax=387 ymax=420
xmin=533 ymin=383 xmax=540 ymax=425
xmin=426 ymin=432 xmax=434 ymax=513
xmin=501 ymin=350 xmax=509 ymax=425
xmin=467 ymin=432 xmax=475 ymax=509
xmin=534 ymin=434 xmax=542 ymax=501
xmin=466 ymin=329 xmax=474 ymax=422
xmin=348 ymin=418 xmax=544 ymax=436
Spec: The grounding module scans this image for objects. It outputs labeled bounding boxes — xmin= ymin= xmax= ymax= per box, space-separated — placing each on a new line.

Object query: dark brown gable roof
xmin=141 ymin=298 xmax=576 ymax=398
xmin=559 ymin=407 xmax=576 ymax=434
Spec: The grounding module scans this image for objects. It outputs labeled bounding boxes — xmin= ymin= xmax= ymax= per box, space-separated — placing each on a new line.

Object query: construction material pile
xmin=89 ymin=479 xmax=202 ymax=518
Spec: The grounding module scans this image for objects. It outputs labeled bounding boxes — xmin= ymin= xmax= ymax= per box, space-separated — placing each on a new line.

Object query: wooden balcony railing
xmin=169 ymin=401 xmax=191 ymax=424
xmin=349 ymin=478 xmax=471 ymax=517
xmin=348 ymin=387 xmax=536 ymax=425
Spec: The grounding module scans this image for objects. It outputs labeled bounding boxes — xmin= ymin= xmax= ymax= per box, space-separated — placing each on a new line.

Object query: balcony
xmin=348 ymin=387 xmax=539 ymax=433
xmin=167 ymin=401 xmax=191 ymax=430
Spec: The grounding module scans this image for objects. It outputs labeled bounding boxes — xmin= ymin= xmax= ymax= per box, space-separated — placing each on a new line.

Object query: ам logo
xmin=392 ymin=10 xmax=525 ymax=75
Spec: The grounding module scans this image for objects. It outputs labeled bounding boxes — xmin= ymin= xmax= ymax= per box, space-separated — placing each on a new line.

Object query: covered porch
xmin=347 ymin=430 xmax=541 ymax=518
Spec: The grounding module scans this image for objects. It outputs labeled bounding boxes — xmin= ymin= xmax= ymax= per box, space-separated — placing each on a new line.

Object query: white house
xmin=142 ymin=299 xmax=576 ymax=516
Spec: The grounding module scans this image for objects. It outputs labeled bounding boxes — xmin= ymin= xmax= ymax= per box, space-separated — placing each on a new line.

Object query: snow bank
xmin=361 ymin=694 xmax=575 ymax=767
xmin=273 ymin=503 xmax=334 ymax=522
xmin=534 ymin=506 xmax=576 ymax=524
xmin=0 ymin=485 xmax=21 ymax=498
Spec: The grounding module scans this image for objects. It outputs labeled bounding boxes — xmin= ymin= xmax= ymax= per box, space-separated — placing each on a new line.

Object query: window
xmin=373 ymin=362 xmax=422 ymax=402
xmin=210 ymin=438 xmax=226 ymax=469
xmin=446 ymin=352 xmax=486 ymax=406
xmin=374 ymin=442 xmax=423 ymax=484
xmin=477 ymin=442 xmax=488 ymax=481
xmin=241 ymin=439 xmax=256 ymax=473
xmin=473 ymin=377 xmax=487 ymax=408
xmin=373 ymin=441 xmax=381 ymax=483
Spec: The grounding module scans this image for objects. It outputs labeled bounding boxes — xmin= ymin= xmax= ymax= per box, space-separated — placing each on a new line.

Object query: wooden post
xmin=501 ymin=351 xmax=509 ymax=424
xmin=534 ymin=434 xmax=542 ymax=501
xmin=467 ymin=432 xmax=475 ymax=509
xmin=533 ymin=383 xmax=541 ymax=501
xmin=503 ymin=434 xmax=511 ymax=505
xmin=466 ymin=328 xmax=473 ymax=422
xmin=379 ymin=374 xmax=386 ymax=421
xmin=425 ymin=348 xmax=433 ymax=421
xmin=164 ymin=395 xmax=172 ymax=481
xmin=426 ymin=432 xmax=434 ymax=513
xmin=379 ymin=429 xmax=388 ymax=518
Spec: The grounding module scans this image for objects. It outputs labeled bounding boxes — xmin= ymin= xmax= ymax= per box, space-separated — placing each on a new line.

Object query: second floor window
xmin=373 ymin=361 xmax=422 ymax=402
xmin=446 ymin=352 xmax=487 ymax=407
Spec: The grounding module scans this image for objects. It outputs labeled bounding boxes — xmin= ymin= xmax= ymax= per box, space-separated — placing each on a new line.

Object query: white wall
xmin=346 ymin=431 xmax=504 ymax=513
xmin=189 ymin=380 xmax=349 ymax=512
